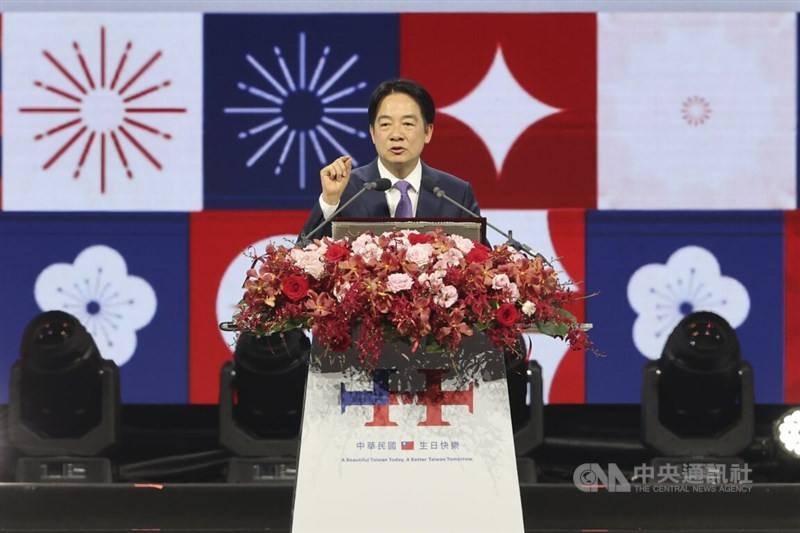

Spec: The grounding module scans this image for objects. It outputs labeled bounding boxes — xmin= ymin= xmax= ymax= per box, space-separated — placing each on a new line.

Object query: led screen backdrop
xmin=0 ymin=12 xmax=797 ymax=403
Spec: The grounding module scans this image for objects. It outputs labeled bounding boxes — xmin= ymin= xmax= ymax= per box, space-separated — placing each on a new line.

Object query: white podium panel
xmin=292 ymin=342 xmax=524 ymax=533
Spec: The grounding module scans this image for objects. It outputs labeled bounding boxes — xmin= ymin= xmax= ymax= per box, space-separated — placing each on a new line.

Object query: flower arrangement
xmin=233 ymin=229 xmax=587 ymax=368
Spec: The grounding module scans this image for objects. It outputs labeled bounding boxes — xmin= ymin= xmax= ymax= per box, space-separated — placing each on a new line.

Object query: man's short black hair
xmin=367 ymin=78 xmax=435 ymax=127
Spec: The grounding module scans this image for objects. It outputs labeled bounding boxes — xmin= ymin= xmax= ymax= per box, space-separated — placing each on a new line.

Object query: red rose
xmin=328 ymin=330 xmax=352 ymax=352
xmin=495 ymin=303 xmax=520 ymax=326
xmin=408 ymin=232 xmax=434 ymax=245
xmin=325 ymin=242 xmax=349 ymax=262
xmin=466 ymin=244 xmax=491 ymax=263
xmin=282 ymin=274 xmax=309 ymax=301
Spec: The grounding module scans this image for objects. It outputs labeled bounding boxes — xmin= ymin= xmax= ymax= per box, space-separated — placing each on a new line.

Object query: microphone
xmin=299 ymin=177 xmax=392 ymax=246
xmin=420 ymin=176 xmax=554 ymax=268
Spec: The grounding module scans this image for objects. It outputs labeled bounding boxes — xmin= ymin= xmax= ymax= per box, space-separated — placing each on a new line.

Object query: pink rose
xmin=492 ymin=273 xmax=511 ymax=290
xmin=387 ymin=273 xmax=414 ymax=293
xmin=450 ymin=234 xmax=475 ymax=254
xmin=434 ymin=285 xmax=458 ymax=308
xmin=406 ymin=243 xmax=433 ymax=267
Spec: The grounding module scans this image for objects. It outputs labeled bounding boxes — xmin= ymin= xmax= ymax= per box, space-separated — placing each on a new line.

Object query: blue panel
xmin=203 ymin=14 xmax=399 ymax=209
xmin=0 ymin=213 xmax=189 ymax=403
xmin=586 ymin=211 xmax=784 ymax=404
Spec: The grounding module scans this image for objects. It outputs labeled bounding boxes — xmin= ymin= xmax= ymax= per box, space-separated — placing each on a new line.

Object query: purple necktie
xmin=394 ymin=180 xmax=413 ymax=218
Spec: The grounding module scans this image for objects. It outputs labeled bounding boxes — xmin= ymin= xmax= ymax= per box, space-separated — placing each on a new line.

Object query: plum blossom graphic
xmin=627 ymin=245 xmax=749 ymax=359
xmin=34 ymin=244 xmax=157 ymax=366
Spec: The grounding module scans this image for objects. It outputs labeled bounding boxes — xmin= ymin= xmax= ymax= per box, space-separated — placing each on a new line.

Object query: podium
xmin=329 ymin=216 xmax=487 ymax=243
xmin=291 ymin=218 xmax=524 ymax=533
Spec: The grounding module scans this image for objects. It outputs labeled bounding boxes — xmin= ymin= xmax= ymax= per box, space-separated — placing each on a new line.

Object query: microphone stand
xmin=430 ymin=186 xmax=555 ymax=269
xmin=298 ymin=178 xmax=391 ymax=247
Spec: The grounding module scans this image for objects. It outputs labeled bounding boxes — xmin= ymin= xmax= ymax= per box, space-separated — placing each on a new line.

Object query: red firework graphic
xmin=681 ymin=95 xmax=712 ymax=127
xmin=19 ymin=26 xmax=186 ymax=193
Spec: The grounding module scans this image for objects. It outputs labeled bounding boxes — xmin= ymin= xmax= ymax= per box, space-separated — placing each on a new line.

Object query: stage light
xmin=219 ymin=330 xmax=309 ymax=482
xmin=775 ymin=408 xmax=800 ymax=460
xmin=8 ymin=311 xmax=119 ymax=482
xmin=642 ymin=311 xmax=754 ymax=457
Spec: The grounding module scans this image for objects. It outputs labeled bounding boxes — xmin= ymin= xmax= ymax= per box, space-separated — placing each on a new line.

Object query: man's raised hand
xmin=320 ymin=155 xmax=352 ymax=205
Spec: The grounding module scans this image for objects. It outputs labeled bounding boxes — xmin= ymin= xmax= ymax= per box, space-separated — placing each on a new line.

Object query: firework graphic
xmin=18 ymin=25 xmax=186 ymax=194
xmin=224 ymin=31 xmax=369 ymax=190
xmin=681 ymin=95 xmax=712 ymax=126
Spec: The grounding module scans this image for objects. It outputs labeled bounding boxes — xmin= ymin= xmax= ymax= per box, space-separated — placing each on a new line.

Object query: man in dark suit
xmin=300 ymin=79 xmax=481 ymax=239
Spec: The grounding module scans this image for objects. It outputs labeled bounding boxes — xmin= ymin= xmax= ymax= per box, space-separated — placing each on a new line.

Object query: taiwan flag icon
xmin=401 ymin=440 xmax=415 ymax=451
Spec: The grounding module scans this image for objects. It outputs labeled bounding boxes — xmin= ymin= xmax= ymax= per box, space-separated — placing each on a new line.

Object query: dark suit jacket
xmin=300 ymin=159 xmax=482 ymax=240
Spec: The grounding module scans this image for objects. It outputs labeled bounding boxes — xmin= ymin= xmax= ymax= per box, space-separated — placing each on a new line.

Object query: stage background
xmin=1 ymin=7 xmax=798 ymax=404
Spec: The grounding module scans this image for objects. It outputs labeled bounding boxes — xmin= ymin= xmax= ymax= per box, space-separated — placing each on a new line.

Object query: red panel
xmin=547 ymin=209 xmax=586 ymax=403
xmin=785 ymin=211 xmax=800 ymax=402
xmin=400 ymin=14 xmax=597 ymax=209
xmin=189 ymin=210 xmax=308 ymax=404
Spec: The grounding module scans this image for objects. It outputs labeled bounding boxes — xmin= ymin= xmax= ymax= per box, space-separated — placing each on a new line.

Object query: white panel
xmin=3 ymin=13 xmax=203 ymax=211
xmin=598 ymin=13 xmax=796 ymax=209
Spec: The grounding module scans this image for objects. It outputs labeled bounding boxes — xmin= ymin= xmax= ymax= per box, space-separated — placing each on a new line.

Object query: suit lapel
xmin=416 ymin=163 xmax=439 ymax=219
xmin=370 ymin=191 xmax=391 ymax=217
xmin=354 ymin=159 xmax=390 ymax=217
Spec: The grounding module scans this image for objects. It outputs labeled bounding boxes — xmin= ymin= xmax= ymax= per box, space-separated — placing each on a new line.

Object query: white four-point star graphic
xmin=440 ymin=47 xmax=561 ymax=174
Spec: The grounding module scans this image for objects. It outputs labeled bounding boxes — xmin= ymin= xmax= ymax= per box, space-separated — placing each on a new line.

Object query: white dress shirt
xmin=318 ymin=159 xmax=422 ymax=219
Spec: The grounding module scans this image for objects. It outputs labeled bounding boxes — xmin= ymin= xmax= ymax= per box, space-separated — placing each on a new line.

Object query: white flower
xmin=34 ymin=245 xmax=157 ymax=366
xmin=386 ymin=232 xmax=411 ymax=249
xmin=351 ymin=234 xmax=383 ymax=261
xmin=352 ymin=233 xmax=378 ymax=252
xmin=304 ymin=240 xmax=328 ymax=255
xmin=492 ymin=273 xmax=511 ymax=290
xmin=359 ymin=242 xmax=384 ymax=262
xmin=418 ymin=269 xmax=446 ymax=289
xmin=522 ymin=301 xmax=537 ymax=316
xmin=387 ymin=273 xmax=414 ymax=293
xmin=450 ymin=234 xmax=475 ymax=254
xmin=492 ymin=273 xmax=519 ymax=301
xmin=433 ymin=248 xmax=464 ymax=270
xmin=507 ymin=282 xmax=520 ymax=301
xmin=290 ymin=248 xmax=325 ymax=279
xmin=334 ymin=281 xmax=351 ymax=302
xmin=406 ymin=243 xmax=434 ymax=267
xmin=627 ymin=245 xmax=750 ymax=360
xmin=434 ymin=285 xmax=459 ymax=308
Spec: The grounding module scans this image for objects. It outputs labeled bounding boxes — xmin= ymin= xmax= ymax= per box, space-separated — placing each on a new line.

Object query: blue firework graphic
xmin=224 ymin=32 xmax=370 ymax=190
xmin=203 ymin=14 xmax=398 ymax=209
